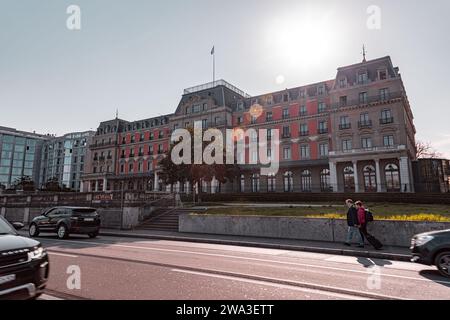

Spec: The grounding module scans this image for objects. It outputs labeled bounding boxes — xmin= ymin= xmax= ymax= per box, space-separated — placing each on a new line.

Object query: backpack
xmin=365 ymin=209 xmax=374 ymax=222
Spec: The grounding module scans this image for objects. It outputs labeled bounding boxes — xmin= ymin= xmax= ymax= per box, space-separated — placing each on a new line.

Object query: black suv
xmin=0 ymin=216 xmax=49 ymax=300
xmin=29 ymin=207 xmax=101 ymax=240
xmin=411 ymin=229 xmax=450 ymax=278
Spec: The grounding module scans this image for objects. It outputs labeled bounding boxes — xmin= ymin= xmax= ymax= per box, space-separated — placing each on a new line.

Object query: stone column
xmin=353 ymin=161 xmax=360 ymax=193
xmin=329 ymin=161 xmax=338 ymax=192
xmin=154 ymin=171 xmax=159 ymax=191
xmin=399 ymin=157 xmax=412 ymax=192
xmin=95 ymin=180 xmax=99 ymax=192
xmin=375 ymin=159 xmax=382 ymax=192
xmin=103 ymin=177 xmax=107 ymax=192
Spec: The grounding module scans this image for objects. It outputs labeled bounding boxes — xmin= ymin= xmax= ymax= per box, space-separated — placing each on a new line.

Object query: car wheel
xmin=435 ymin=251 xmax=450 ymax=278
xmin=57 ymin=224 xmax=69 ymax=239
xmin=88 ymin=231 xmax=99 ymax=238
xmin=29 ymin=223 xmax=40 ymax=237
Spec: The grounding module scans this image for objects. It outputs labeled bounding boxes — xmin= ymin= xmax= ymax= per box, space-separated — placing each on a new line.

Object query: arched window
xmin=363 ymin=165 xmax=377 ymax=192
xmin=385 ymin=164 xmax=400 ymax=192
xmin=251 ymin=173 xmax=260 ymax=192
xmin=267 ymin=174 xmax=276 ymax=192
xmin=343 ymin=166 xmax=355 ymax=192
xmin=301 ymin=169 xmax=312 ymax=192
xmin=284 ymin=171 xmax=294 ymax=192
xmin=320 ymin=169 xmax=331 ymax=192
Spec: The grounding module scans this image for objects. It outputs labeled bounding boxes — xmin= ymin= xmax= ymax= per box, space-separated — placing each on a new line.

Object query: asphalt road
xmin=21 ymin=233 xmax=450 ymax=300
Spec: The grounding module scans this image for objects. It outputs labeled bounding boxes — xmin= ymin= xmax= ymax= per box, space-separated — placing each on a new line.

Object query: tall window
xmin=319 ymin=143 xmax=329 ymax=157
xmin=361 ymin=137 xmax=373 ymax=150
xmin=318 ymin=102 xmax=326 ymax=113
xmin=363 ymin=165 xmax=377 ymax=192
xmin=380 ymin=109 xmax=393 ymax=124
xmin=385 ymin=164 xmax=400 ymax=192
xmin=202 ymin=119 xmax=208 ymax=128
xmin=320 ymin=169 xmax=331 ymax=191
xmin=251 ymin=173 xmax=260 ymax=192
xmin=300 ymin=123 xmax=309 ymax=136
xmin=359 ymin=92 xmax=368 ymax=104
xmin=343 ymin=166 xmax=355 ymax=192
xmin=283 ymin=146 xmax=291 ymax=160
xmin=282 ymin=126 xmax=290 ymax=138
xmin=358 ymin=71 xmax=368 ymax=84
xmin=266 ymin=112 xmax=273 ymax=122
xmin=299 ymin=105 xmax=307 ymax=116
xmin=380 ymin=88 xmax=389 ymax=101
xmin=342 ymin=139 xmax=352 ymax=152
xmin=318 ymin=121 xmax=327 ymax=134
xmin=267 ymin=174 xmax=276 ymax=192
xmin=301 ymin=169 xmax=312 ymax=192
xmin=282 ymin=108 xmax=289 ymax=119
xmin=383 ymin=135 xmax=394 ymax=147
xmin=300 ymin=144 xmax=310 ymax=159
xmin=284 ymin=171 xmax=294 ymax=192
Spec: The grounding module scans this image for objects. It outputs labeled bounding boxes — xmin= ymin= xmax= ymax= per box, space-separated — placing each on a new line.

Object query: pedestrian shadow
xmin=356 ymin=257 xmax=392 ymax=268
xmin=418 ymin=270 xmax=450 ymax=288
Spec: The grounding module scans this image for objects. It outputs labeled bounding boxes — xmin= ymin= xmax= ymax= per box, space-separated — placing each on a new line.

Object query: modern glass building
xmin=0 ymin=126 xmax=48 ymax=188
xmin=39 ymin=131 xmax=95 ymax=191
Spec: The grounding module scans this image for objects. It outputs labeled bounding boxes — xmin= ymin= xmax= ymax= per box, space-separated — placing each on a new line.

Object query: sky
xmin=0 ymin=0 xmax=449 ymax=157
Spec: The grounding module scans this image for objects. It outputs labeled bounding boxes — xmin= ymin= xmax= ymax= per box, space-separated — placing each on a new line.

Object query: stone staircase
xmin=136 ymin=207 xmax=203 ymax=232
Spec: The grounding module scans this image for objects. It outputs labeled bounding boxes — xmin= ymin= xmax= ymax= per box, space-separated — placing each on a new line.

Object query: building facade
xmin=82 ymin=56 xmax=419 ymax=193
xmin=0 ymin=126 xmax=48 ymax=189
xmin=39 ymin=131 xmax=95 ymax=191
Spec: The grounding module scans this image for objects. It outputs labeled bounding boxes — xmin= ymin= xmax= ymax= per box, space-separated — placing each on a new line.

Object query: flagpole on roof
xmin=211 ymin=45 xmax=215 ymax=85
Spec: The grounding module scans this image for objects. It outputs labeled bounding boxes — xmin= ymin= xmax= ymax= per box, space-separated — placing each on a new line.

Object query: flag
xmin=211 ymin=46 xmax=215 ymax=55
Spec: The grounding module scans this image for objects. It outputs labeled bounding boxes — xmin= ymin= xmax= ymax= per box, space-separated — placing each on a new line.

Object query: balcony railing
xmin=282 ymin=133 xmax=291 ymax=139
xmin=183 ymin=79 xmax=251 ymax=98
xmin=299 ymin=131 xmax=309 ymax=137
xmin=380 ymin=117 xmax=394 ymax=125
xmin=332 ymin=91 xmax=403 ymax=109
xmin=317 ymin=128 xmax=328 ymax=134
xmin=339 ymin=123 xmax=351 ymax=130
xmin=329 ymin=144 xmax=406 ymax=157
xmin=358 ymin=120 xmax=373 ymax=129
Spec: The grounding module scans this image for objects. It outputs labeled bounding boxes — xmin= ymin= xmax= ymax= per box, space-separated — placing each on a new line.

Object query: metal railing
xmin=183 ymin=79 xmax=251 ymax=98
xmin=332 ymin=91 xmax=403 ymax=109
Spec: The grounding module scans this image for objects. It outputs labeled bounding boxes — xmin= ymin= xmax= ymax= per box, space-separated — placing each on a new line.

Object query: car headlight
xmin=414 ymin=235 xmax=434 ymax=246
xmin=28 ymin=246 xmax=47 ymax=260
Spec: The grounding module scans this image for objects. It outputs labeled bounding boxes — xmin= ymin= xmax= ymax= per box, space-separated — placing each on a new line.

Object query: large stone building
xmin=82 ymin=56 xmax=419 ymax=193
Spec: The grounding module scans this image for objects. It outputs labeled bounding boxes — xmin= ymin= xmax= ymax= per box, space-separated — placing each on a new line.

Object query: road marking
xmin=171 ymin=269 xmax=387 ymax=300
xmin=48 ymin=251 xmax=78 ymax=258
xmin=41 ymin=238 xmax=450 ymax=285
xmin=39 ymin=294 xmax=63 ymax=300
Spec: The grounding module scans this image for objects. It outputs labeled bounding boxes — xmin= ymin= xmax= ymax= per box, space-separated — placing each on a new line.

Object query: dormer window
xmin=283 ymin=93 xmax=289 ymax=102
xmin=339 ymin=78 xmax=347 ymax=88
xmin=237 ymin=101 xmax=244 ymax=110
xmin=378 ymin=69 xmax=387 ymax=80
xmin=299 ymin=90 xmax=305 ymax=98
xmin=358 ymin=70 xmax=368 ymax=84
xmin=266 ymin=96 xmax=273 ymax=105
xmin=317 ymin=85 xmax=325 ymax=95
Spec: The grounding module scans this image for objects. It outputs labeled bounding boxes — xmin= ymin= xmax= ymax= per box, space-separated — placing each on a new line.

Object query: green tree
xmin=13 ymin=176 xmax=35 ymax=192
xmin=43 ymin=177 xmax=62 ymax=192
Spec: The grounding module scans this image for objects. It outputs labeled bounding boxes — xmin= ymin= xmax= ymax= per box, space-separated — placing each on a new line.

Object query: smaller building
xmin=0 ymin=126 xmax=48 ymax=189
xmin=39 ymin=131 xmax=95 ymax=191
xmin=413 ymin=158 xmax=450 ymax=193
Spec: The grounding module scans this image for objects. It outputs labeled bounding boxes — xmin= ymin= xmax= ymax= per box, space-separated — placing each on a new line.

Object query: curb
xmin=100 ymin=231 xmax=411 ymax=262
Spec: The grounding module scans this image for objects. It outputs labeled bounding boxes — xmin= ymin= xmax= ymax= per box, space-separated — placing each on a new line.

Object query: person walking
xmin=344 ymin=199 xmax=364 ymax=247
xmin=355 ymin=200 xmax=383 ymax=250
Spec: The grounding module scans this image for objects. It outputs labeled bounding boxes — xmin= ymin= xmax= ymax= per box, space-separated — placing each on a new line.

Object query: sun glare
xmin=266 ymin=9 xmax=336 ymax=69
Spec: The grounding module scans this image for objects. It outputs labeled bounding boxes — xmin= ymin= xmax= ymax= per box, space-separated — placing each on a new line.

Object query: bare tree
xmin=415 ymin=140 xmax=443 ymax=159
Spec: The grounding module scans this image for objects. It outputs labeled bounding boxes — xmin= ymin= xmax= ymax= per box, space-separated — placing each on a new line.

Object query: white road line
xmin=171 ymin=268 xmax=370 ymax=300
xmin=48 ymin=251 xmax=78 ymax=258
xmin=39 ymin=294 xmax=63 ymax=300
xmin=42 ymin=238 xmax=450 ymax=285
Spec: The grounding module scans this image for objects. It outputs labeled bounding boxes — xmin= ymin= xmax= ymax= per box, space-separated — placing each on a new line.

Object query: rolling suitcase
xmin=366 ymin=233 xmax=383 ymax=250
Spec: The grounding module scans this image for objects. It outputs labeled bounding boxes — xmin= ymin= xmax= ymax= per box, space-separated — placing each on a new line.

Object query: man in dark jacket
xmin=344 ymin=199 xmax=364 ymax=247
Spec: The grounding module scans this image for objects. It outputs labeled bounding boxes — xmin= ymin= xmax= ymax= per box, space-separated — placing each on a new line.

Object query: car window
xmin=0 ymin=216 xmax=16 ymax=235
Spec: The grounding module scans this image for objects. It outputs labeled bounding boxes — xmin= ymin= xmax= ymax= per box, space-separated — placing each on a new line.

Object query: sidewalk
xmin=99 ymin=228 xmax=411 ymax=262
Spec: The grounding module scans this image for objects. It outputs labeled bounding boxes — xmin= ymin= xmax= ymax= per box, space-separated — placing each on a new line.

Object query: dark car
xmin=29 ymin=207 xmax=101 ymax=240
xmin=411 ymin=229 xmax=450 ymax=277
xmin=0 ymin=216 xmax=49 ymax=300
